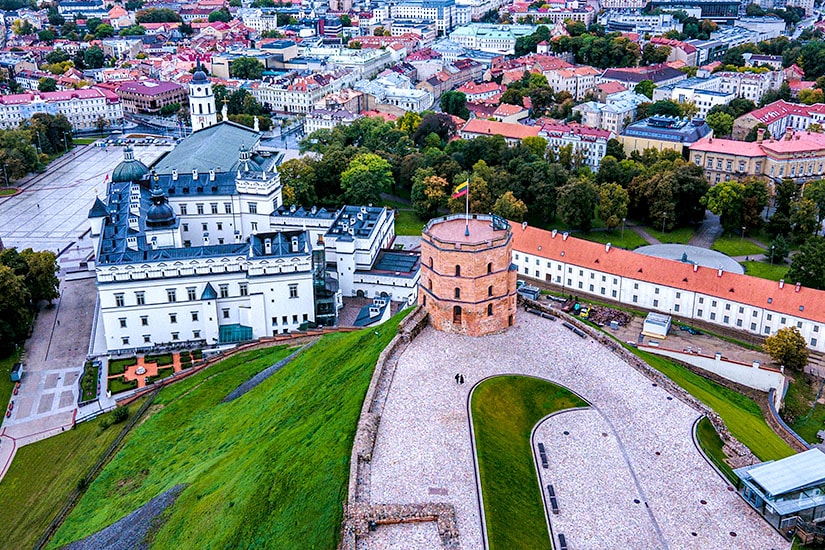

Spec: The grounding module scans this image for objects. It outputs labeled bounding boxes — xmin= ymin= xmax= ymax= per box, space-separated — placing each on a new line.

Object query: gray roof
xmin=88 ymin=196 xmax=108 ymax=218
xmin=152 ymin=121 xmax=264 ymax=175
xmin=622 ymin=116 xmax=711 ymax=144
xmin=747 ymin=449 xmax=825 ymax=497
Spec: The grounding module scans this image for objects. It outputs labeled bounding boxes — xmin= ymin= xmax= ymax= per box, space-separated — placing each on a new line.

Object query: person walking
xmin=459 ymin=374 xmax=465 ymax=385
xmin=455 ymin=373 xmax=460 ymax=384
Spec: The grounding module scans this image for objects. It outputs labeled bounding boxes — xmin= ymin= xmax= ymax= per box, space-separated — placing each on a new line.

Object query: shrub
xmin=111 ymin=406 xmax=129 ymax=424
xmin=192 ymin=349 xmax=203 ymax=359
xmin=108 ymin=357 xmax=137 ymax=375
xmin=180 ymin=361 xmax=193 ymax=370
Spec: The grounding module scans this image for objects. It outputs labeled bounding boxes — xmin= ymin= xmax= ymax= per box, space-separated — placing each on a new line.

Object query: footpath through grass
xmin=51 ymin=313 xmax=407 ymax=549
xmin=472 ymin=375 xmax=587 ymax=550
xmin=629 ymin=347 xmax=794 ymax=461
xmin=0 ymin=402 xmax=145 ymax=550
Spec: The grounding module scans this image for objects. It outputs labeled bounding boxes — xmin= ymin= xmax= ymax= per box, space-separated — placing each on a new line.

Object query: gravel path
xmin=63 ymin=485 xmax=185 ymax=550
xmin=688 ymin=211 xmax=723 ymax=248
xmin=222 ymin=343 xmax=312 ymax=402
xmin=365 ymin=314 xmax=788 ymax=550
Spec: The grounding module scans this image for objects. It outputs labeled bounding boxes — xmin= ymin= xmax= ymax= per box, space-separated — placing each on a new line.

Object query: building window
xmin=119 ymin=318 xmax=127 ymax=328
xmin=454 ymin=288 xmax=461 ymax=299
xmin=170 ymin=313 xmax=177 ymax=324
xmin=182 ymin=223 xmax=189 ymax=232
xmin=453 ymin=305 xmax=462 ymax=323
xmin=180 ymin=204 xmax=188 ymax=215
xmin=143 ymin=335 xmax=151 ymax=343
xmin=217 ymin=222 xmax=223 ymax=231
xmin=813 ymin=338 xmax=818 ymax=347
xmin=289 ymin=284 xmax=298 ymax=298
xmin=632 ymin=295 xmax=638 ymax=303
xmin=171 ymin=332 xmax=179 ymax=341
xmin=781 ymin=317 xmax=787 ymax=324
xmin=653 ymin=299 xmax=659 ymax=307
xmin=712 ymin=300 xmax=717 ymax=307
xmin=193 ymin=330 xmax=201 ymax=339
xmin=612 ymin=290 xmax=617 ymax=298
xmin=303 ymin=313 xmax=308 ymax=322
xmin=634 ymin=283 xmax=639 ymax=290
xmin=589 ymin=284 xmax=594 ymax=292
xmin=751 ymin=322 xmax=757 ymax=331
xmin=122 ymin=337 xmax=129 ymax=345
xmin=222 ymin=308 xmax=230 ymax=319
xmin=184 ymin=287 xmax=195 ymax=301
xmin=487 ymin=304 xmax=493 ymax=316
xmin=725 ymin=304 xmax=731 ymax=311
xmin=167 ymin=289 xmax=176 ymax=302
xmin=674 ymin=304 xmax=680 ymax=312
xmin=764 ymin=327 xmax=771 ymax=334
xmin=699 ymin=297 xmax=704 ymax=304
xmin=697 ymin=309 xmax=703 ymax=317
xmin=211 ymin=203 xmax=218 ymax=214
xmin=654 ymin=287 xmax=659 ymax=294
xmin=191 ymin=311 xmax=198 ymax=321
xmin=292 ymin=314 xmax=298 ymax=324
xmin=455 ymin=265 xmax=461 ymax=276
xmin=251 ymin=222 xmax=258 ymax=231
xmin=197 ymin=203 xmax=204 ymax=215
xmin=201 ymin=223 xmax=208 ymax=232
xmin=488 ymin=285 xmax=493 ymax=297
xmin=239 ymin=283 xmax=248 ymax=296
xmin=676 ymin=292 xmax=681 ymax=299
xmin=798 ymin=321 xmax=803 ymax=329
xmin=224 ymin=202 xmax=232 ymax=213
xmin=815 ymin=326 xmax=820 ymax=333
xmin=736 ymin=319 xmax=743 ymax=327
xmin=282 ymin=315 xmax=288 ymax=324
xmin=710 ymin=312 xmax=716 ymax=321
xmin=141 ymin=316 xmax=148 ymax=326
xmin=219 ymin=284 xmax=229 ymax=298
xmin=115 ymin=293 xmax=125 ymax=307
xmin=248 ymin=202 xmax=258 ymax=214
xmin=767 ymin=314 xmax=772 ymax=321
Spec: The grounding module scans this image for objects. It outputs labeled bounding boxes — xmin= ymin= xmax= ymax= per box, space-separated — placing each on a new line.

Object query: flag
xmin=452 ymin=180 xmax=468 ymax=199
xmin=104 ymin=174 xmax=109 ymax=181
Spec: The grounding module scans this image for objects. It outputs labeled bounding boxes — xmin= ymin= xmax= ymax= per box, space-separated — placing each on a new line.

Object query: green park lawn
xmin=0 ymin=349 xmax=21 ymax=408
xmin=0 ymin=403 xmax=145 ymax=550
xmin=711 ymin=234 xmax=766 ymax=257
xmin=630 ymin=348 xmax=794 ymax=461
xmin=50 ymin=312 xmax=408 ymax=549
xmin=73 ymin=138 xmax=98 ymax=145
xmin=472 ymin=375 xmax=587 ymax=550
xmin=644 ymin=226 xmax=695 ymax=244
xmin=0 ymin=187 xmax=18 ymax=196
xmin=393 ymin=208 xmax=427 ymax=236
xmin=740 ymin=260 xmax=789 ymax=282
xmin=695 ymin=416 xmax=736 ymax=483
xmin=579 ymin=228 xmax=647 ymax=250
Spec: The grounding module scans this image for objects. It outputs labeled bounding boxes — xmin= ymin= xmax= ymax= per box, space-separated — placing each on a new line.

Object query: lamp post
xmin=62 ymin=131 xmax=69 ymax=153
xmin=662 ymin=213 xmax=667 ymax=234
xmin=741 ymin=226 xmax=746 ymax=254
xmin=621 ymin=217 xmax=626 ymax=241
xmin=770 ymin=244 xmax=775 ymax=267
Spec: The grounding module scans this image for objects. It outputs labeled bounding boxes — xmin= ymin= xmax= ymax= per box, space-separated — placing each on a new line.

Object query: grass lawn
xmin=784 ymin=375 xmax=825 ymax=445
xmin=393 ymin=209 xmax=427 ymax=236
xmin=644 ymin=226 xmax=695 ymax=244
xmin=0 ymin=403 xmax=145 ymax=550
xmin=108 ymin=357 xmax=136 ymax=376
xmin=629 ymin=347 xmax=794 ymax=461
xmin=578 ymin=228 xmax=647 ymax=250
xmin=50 ymin=311 xmax=408 ymax=549
xmin=472 ymin=375 xmax=587 ymax=550
xmin=0 ymin=349 xmax=21 ymax=408
xmin=79 ymin=361 xmax=99 ymax=402
xmin=711 ymin=234 xmax=766 ymax=257
xmin=0 ymin=188 xmax=19 ymax=196
xmin=695 ymin=417 xmax=736 ymax=484
xmin=73 ymin=138 xmax=98 ymax=145
xmin=740 ymin=260 xmax=789 ymax=282
xmin=107 ymin=376 xmax=137 ymax=394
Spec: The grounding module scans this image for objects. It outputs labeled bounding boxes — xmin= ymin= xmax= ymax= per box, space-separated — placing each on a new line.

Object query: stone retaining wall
xmin=339 ymin=307 xmax=460 ymax=550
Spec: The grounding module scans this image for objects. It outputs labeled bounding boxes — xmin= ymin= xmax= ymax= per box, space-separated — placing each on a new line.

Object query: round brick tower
xmin=419 ymin=214 xmax=517 ymax=336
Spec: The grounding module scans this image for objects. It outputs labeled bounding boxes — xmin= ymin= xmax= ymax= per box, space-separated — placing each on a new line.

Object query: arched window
xmin=429 ymin=279 xmax=433 ymax=290
xmin=455 ymin=265 xmax=461 ymax=276
xmin=453 ymin=306 xmax=462 ymax=323
xmin=429 ymin=257 xmax=433 ymax=268
xmin=454 ymin=287 xmax=461 ymax=299
xmin=488 ymin=285 xmax=493 ymax=297
xmin=422 ymin=295 xmax=427 ymax=306
xmin=487 ymin=262 xmax=492 ymax=274
xmin=487 ymin=304 xmax=493 ymax=316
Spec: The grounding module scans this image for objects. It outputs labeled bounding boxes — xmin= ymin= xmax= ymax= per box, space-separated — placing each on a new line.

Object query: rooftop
xmin=325 ymin=205 xmax=387 ymax=242
xmin=623 ymin=116 xmax=711 ymax=143
xmin=745 ymin=449 xmax=825 ymax=497
xmin=116 ymin=80 xmax=185 ymax=96
xmin=424 ymin=214 xmax=510 ymax=246
xmin=461 ymin=118 xmax=540 ymax=140
xmin=152 ymin=121 xmax=265 ymax=175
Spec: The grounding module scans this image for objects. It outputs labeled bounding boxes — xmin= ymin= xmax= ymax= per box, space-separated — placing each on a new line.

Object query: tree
xmin=135 ymin=8 xmax=181 ymax=22
xmin=641 ymin=43 xmax=671 ymax=65
xmin=37 ymin=28 xmax=56 ymax=43
xmin=208 ymin=8 xmax=231 ymax=22
xmin=493 ymin=191 xmax=528 ymax=222
xmin=230 ymin=57 xmax=264 ymax=80
xmin=702 ymin=179 xmax=745 ymax=231
xmin=95 ymin=117 xmax=108 ymax=132
xmin=768 ymin=234 xmax=790 ymax=263
xmin=606 ymin=138 xmax=626 ymax=160
xmin=522 ymin=136 xmax=548 ymax=158
xmin=119 ymin=25 xmax=146 ymax=36
xmin=20 ymin=249 xmax=59 ymax=304
xmin=741 ymin=178 xmax=769 ymax=232
xmin=45 ymin=48 xmax=70 ymax=64
xmin=340 ymin=153 xmax=393 ymax=205
xmin=411 ymin=171 xmax=447 ymax=219
xmin=37 ymin=77 xmax=57 ymax=92
xmin=279 ymin=157 xmax=317 ymax=206
xmin=94 ymin=23 xmax=114 ymax=39
xmin=598 ymin=182 xmax=629 ymax=230
xmin=12 ymin=19 xmax=34 ymax=35
xmin=647 ymin=100 xmax=683 ymax=118
xmin=706 ymin=111 xmax=734 ymax=137
xmin=439 ymin=90 xmax=470 ymax=120
xmin=745 ymin=123 xmax=770 ymax=142
xmin=0 ymin=265 xmax=31 ymax=357
xmin=764 ymin=327 xmax=809 ymax=371
xmin=634 ymin=80 xmax=656 ymax=100
xmin=85 ymin=17 xmax=102 ymax=34
xmin=340 ymin=14 xmax=351 ymax=26
xmin=804 ymin=179 xmax=825 ymax=228
xmin=397 ymin=112 xmax=421 ymax=135
xmin=557 ymin=177 xmax=597 ymax=231
xmin=791 ymin=198 xmax=819 ymax=239
xmin=84 ymin=46 xmax=105 ymax=69
xmin=787 ymin=236 xmax=825 ymax=290
xmin=799 ymin=88 xmax=825 ymax=105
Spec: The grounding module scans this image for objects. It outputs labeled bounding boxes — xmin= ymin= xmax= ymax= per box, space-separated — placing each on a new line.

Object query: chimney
xmin=757 ymin=128 xmax=765 ymax=143
xmin=192 ymin=169 xmax=199 ymax=180
xmin=357 ymin=212 xmax=363 ymax=221
xmin=291 ymin=235 xmax=299 ymax=253
xmin=562 ymin=232 xmax=569 ymax=241
xmin=172 ymin=169 xmax=178 ymax=181
xmin=311 ymin=205 xmax=317 ymax=214
xmin=209 ymin=169 xmax=216 ymax=181
xmin=522 ymin=221 xmax=528 ymax=230
xmin=708 ymin=136 xmax=713 ymax=143
xmin=128 ymin=216 xmax=139 ymax=231
xmin=551 ymin=229 xmax=558 ymax=238
xmin=717 ymin=267 xmax=723 ymax=277
xmin=779 ymin=279 xmax=785 ymax=289
xmin=693 ymin=264 xmax=698 ymax=272
xmin=785 ymin=127 xmax=793 ymax=141
xmin=605 ymin=242 xmax=611 ymax=252
xmin=264 ymin=238 xmax=272 ymax=254
xmin=796 ymin=282 xmax=801 ymax=292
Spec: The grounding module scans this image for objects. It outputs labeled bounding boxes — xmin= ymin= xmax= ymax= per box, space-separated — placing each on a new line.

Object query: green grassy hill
xmin=50 ymin=313 xmax=406 ymax=549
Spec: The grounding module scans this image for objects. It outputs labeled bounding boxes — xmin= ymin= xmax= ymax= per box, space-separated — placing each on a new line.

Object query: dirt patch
xmin=62 ymin=485 xmax=186 ymax=550
xmin=114 ymin=468 xmax=150 ymax=497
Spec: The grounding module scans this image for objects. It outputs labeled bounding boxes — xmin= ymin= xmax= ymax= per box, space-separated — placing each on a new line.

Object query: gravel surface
xmin=63 ymin=485 xmax=185 ymax=550
xmin=364 ymin=313 xmax=788 ymax=550
xmin=222 ymin=343 xmax=312 ymax=402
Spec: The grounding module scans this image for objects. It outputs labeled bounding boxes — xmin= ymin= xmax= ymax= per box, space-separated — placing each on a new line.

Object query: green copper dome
xmin=111 ymin=146 xmax=149 ymax=183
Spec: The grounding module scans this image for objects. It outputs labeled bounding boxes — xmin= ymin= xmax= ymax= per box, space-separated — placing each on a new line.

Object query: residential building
xmin=460 ymin=118 xmax=540 ymax=145
xmin=600 ymin=64 xmax=686 ymax=88
xmin=449 ymin=23 xmax=536 ymax=55
xmin=735 ymin=17 xmax=786 ymax=41
xmin=619 ymin=115 xmax=712 ymax=156
xmin=652 ymin=77 xmax=735 ymax=118
xmin=646 ymin=0 xmax=739 ymax=21
xmin=690 ymin=128 xmax=825 ymax=184
xmin=0 ymin=87 xmax=123 ymax=130
xmin=100 ymin=38 xmax=143 ymax=60
xmin=253 ymin=70 xmax=356 ymax=114
xmin=600 ymin=12 xmax=682 ymax=35
xmin=539 ymin=123 xmax=613 ymax=171
xmin=388 ymin=0 xmax=460 ymax=34
xmin=732 ymin=100 xmax=825 ymax=141
xmin=116 ymin=80 xmax=188 ymax=115
xmin=573 ymin=91 xmax=648 ymax=134
xmin=492 ymin=103 xmax=528 ymax=123
xmin=57 ymin=0 xmax=107 ymax=18
xmin=388 ymin=20 xmax=438 ymax=44
xmin=509 ymin=5 xmax=596 ymax=26
xmin=237 ymin=8 xmax=281 ymax=32
xmin=356 ymin=71 xmax=434 ymax=112
xmin=304 ymin=108 xmax=363 ymax=134
xmin=544 ymin=65 xmax=599 ymax=101
xmin=650 ymin=37 xmax=698 ymax=67
xmin=456 ymin=81 xmax=503 ymax=101
xmin=510 ymin=224 xmax=825 ymax=352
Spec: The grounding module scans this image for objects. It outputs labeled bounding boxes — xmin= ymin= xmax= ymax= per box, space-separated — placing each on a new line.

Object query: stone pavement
xmin=0 ymin=276 xmax=98 ymax=482
xmin=689 ymin=211 xmax=724 ymax=248
xmin=364 ymin=314 xmax=788 ymax=550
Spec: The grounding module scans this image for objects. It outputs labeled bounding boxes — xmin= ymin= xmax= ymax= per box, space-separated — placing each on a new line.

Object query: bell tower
xmin=189 ymin=61 xmax=218 ymax=132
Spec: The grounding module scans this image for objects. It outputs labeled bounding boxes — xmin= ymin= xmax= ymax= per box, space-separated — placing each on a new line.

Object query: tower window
xmin=453 ymin=306 xmax=462 ymax=323
xmin=488 ymin=285 xmax=493 ymax=297
xmin=454 ymin=288 xmax=460 ymax=299
xmin=487 ymin=304 xmax=493 ymax=316
xmin=487 ymin=262 xmax=492 ymax=273
xmin=455 ymin=265 xmax=460 ymax=276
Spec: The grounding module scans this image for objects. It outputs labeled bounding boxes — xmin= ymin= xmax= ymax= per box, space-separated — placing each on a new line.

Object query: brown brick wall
xmin=418 ymin=220 xmax=517 ymax=336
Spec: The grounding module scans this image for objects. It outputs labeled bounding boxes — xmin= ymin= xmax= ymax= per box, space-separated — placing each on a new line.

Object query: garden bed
xmin=79 ymin=361 xmax=100 ymax=404
xmin=108 ymin=357 xmax=137 ymax=376
xmin=145 ymin=353 xmax=173 ymax=366
xmin=108 ymin=376 xmax=138 ymax=395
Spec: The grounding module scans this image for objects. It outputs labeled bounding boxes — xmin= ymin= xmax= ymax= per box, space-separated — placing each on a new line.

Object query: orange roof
xmin=461 ymin=119 xmax=540 ymax=140
xmin=511 ymin=224 xmax=825 ymax=323
xmin=494 ymin=103 xmax=526 ymax=116
xmin=596 ymin=81 xmax=626 ymax=95
xmin=689 ymin=136 xmax=764 ymax=156
xmin=761 ymin=131 xmax=825 ymax=154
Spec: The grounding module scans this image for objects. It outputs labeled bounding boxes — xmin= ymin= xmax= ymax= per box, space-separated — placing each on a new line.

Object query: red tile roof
xmin=689 ymin=136 xmax=764 ymax=156
xmin=510 ymin=224 xmax=825 ymax=323
xmin=461 ymin=119 xmax=540 ymax=140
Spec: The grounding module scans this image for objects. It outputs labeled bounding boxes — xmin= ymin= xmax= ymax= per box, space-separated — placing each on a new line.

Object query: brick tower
xmin=419 ymin=214 xmax=517 ymax=336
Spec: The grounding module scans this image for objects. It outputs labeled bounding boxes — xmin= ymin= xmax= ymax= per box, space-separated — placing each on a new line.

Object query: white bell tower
xmin=189 ymin=61 xmax=218 ymax=132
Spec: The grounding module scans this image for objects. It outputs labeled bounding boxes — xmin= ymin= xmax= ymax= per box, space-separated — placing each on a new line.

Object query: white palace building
xmin=88 ymin=66 xmax=419 ymax=354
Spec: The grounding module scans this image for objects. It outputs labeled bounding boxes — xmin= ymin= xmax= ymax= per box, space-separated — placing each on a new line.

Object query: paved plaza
xmin=0 ymin=142 xmax=170 ymax=258
xmin=365 ymin=313 xmax=788 ymax=549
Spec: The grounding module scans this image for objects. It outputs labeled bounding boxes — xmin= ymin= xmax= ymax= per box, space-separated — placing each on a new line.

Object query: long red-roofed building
xmin=0 ymin=87 xmax=123 ymax=130
xmin=510 ymin=223 xmax=825 ymax=352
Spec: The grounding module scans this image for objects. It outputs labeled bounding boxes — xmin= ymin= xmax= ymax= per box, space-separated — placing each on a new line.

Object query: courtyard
xmin=364 ymin=312 xmax=788 ymax=549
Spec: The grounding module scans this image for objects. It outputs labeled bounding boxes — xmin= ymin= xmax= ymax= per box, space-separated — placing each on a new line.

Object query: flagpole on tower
xmin=464 ymin=178 xmax=469 ymax=236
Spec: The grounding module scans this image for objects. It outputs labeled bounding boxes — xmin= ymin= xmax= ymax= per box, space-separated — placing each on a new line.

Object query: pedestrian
xmin=37 ymin=203 xmax=40 ymax=209
xmin=459 ymin=374 xmax=465 ymax=385
xmin=57 ymin=320 xmax=60 ymax=326
xmin=455 ymin=373 xmax=460 ymax=384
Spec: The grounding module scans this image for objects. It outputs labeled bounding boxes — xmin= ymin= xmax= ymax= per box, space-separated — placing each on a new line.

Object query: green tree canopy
xmin=135 ymin=8 xmax=182 ymax=22
xmin=557 ymin=176 xmax=597 ymax=231
xmin=208 ymin=8 xmax=231 ymax=22
xmin=230 ymin=57 xmax=264 ymax=80
xmin=598 ymin=182 xmax=629 ymax=230
xmin=787 ymin=236 xmax=825 ymax=290
xmin=493 ymin=190 xmax=528 ymax=222
xmin=706 ymin=111 xmax=734 ymax=137
xmin=411 ymin=170 xmax=447 ymax=219
xmin=634 ymin=80 xmax=655 ymax=99
xmin=439 ymin=90 xmax=470 ymax=120
xmin=763 ymin=327 xmax=809 ymax=371
xmin=37 ymin=77 xmax=57 ymax=92
xmin=340 ymin=153 xmax=393 ymax=205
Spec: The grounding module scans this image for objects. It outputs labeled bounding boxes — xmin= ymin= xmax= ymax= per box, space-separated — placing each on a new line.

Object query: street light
xmin=770 ymin=244 xmax=775 ymax=266
xmin=621 ymin=217 xmax=626 ymax=241
xmin=741 ymin=226 xmax=746 ymax=253
xmin=662 ymin=213 xmax=667 ymax=234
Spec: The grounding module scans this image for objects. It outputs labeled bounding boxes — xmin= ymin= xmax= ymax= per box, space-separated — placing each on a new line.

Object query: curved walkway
xmin=363 ymin=313 xmax=787 ymax=550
